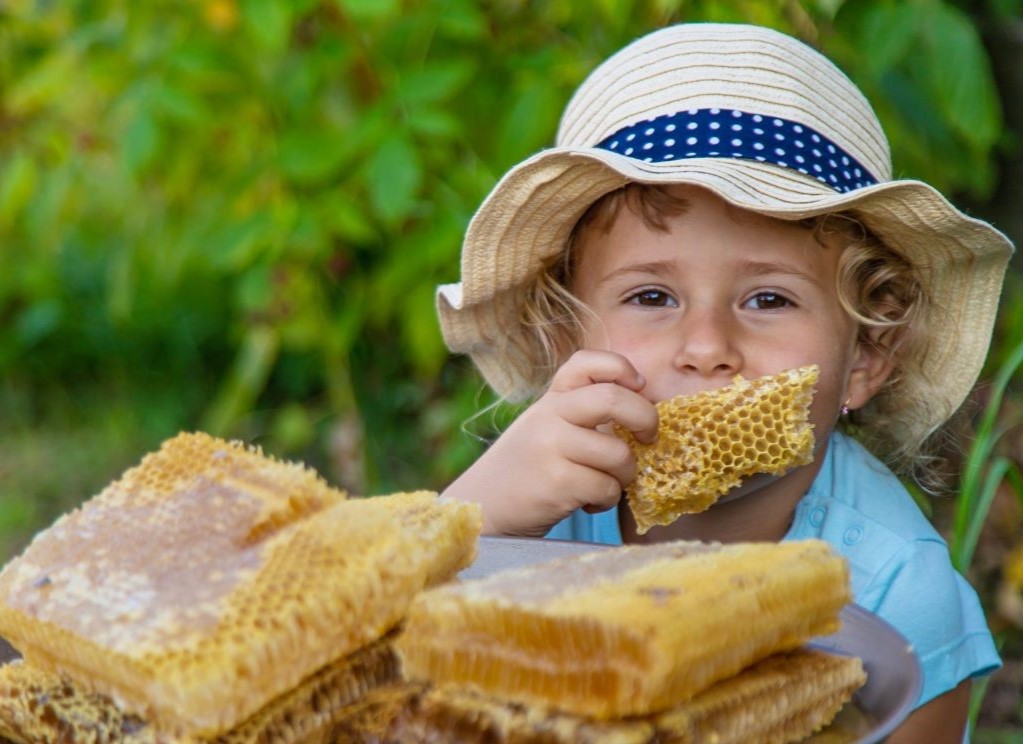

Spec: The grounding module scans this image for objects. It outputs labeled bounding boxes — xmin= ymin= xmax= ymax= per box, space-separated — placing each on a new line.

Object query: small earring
xmin=840 ymin=400 xmax=851 ymax=416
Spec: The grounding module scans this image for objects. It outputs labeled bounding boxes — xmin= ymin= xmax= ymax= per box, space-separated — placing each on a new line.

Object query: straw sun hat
xmin=437 ymin=22 xmax=1013 ymax=438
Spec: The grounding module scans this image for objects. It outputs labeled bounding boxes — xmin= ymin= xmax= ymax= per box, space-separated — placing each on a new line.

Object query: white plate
xmin=461 ymin=535 xmax=921 ymax=743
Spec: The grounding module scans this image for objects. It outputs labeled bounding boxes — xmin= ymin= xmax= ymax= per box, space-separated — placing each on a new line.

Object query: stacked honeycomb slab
xmin=619 ymin=365 xmax=819 ymax=533
xmin=0 ymin=432 xmax=482 ymax=740
xmin=383 ymin=648 xmax=865 ymax=744
xmin=395 ymin=539 xmax=852 ymax=720
xmin=0 ymin=636 xmax=399 ymax=744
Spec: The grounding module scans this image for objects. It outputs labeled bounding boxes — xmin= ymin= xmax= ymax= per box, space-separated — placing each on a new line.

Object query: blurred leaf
xmin=841 ymin=0 xmax=919 ymax=78
xmin=914 ymin=2 xmax=1001 ymax=148
xmin=0 ymin=153 xmax=38 ymax=231
xmin=334 ymin=0 xmax=400 ymax=22
xmin=407 ymin=106 xmax=463 ymax=138
xmin=495 ymin=82 xmax=563 ymax=165
xmin=7 ymin=49 xmax=77 ymax=114
xmin=123 ymin=111 xmax=161 ymax=174
xmin=203 ymin=325 xmax=280 ymax=435
xmin=397 ymin=61 xmax=474 ymax=105
xmin=152 ymin=81 xmax=207 ymax=124
xmin=241 ymin=0 xmax=293 ymax=52
xmin=402 ymin=281 xmax=445 ymax=375
xmin=366 ymin=134 xmax=422 ymax=226
xmin=15 ymin=301 xmax=62 ymax=346
xmin=278 ymin=128 xmax=353 ymax=185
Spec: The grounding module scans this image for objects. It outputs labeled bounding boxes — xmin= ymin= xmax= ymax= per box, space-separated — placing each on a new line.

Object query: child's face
xmin=571 ymin=186 xmax=875 ymax=437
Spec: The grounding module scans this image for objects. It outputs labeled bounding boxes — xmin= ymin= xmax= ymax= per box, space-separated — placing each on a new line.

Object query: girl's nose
xmin=672 ymin=307 xmax=742 ymax=377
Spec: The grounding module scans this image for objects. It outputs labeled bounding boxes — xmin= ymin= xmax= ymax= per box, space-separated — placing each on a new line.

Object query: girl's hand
xmin=442 ymin=350 xmax=658 ymax=536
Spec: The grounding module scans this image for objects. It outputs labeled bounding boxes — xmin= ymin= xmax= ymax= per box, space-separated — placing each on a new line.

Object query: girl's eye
xmin=627 ymin=289 xmax=677 ymax=307
xmin=745 ymin=292 xmax=793 ymax=310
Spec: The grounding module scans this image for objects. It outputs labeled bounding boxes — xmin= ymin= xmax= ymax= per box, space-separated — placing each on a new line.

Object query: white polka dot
xmin=753 ymin=128 xmax=764 ymax=135
xmin=829 ymin=159 xmax=837 ymax=168
xmin=643 ymin=156 xmax=653 ymax=162
xmin=709 ymin=136 xmax=720 ymax=145
xmin=709 ymin=122 xmax=720 ymax=130
xmin=778 ymin=160 xmax=788 ymax=167
xmin=795 ymin=155 xmax=805 ymax=163
xmin=731 ymin=138 xmax=742 ymax=147
xmin=793 ymin=125 xmax=804 ymax=133
xmin=685 ymin=151 xmax=696 ymax=157
xmin=666 ymin=124 xmax=676 ymax=132
xmin=686 ymin=136 xmax=697 ymax=145
xmin=813 ymin=164 xmax=822 ymax=172
xmin=665 ymin=138 xmax=675 ymax=147
xmin=643 ymin=142 xmax=653 ymax=150
xmin=645 ymin=128 xmax=655 ymax=136
xmin=664 ymin=154 xmax=675 ymax=160
xmin=841 ymin=156 xmax=850 ymax=166
xmin=854 ymin=168 xmax=862 ymax=177
xmin=843 ymin=170 xmax=850 ymax=179
xmin=710 ymin=108 xmax=720 ymax=114
xmin=609 ymin=141 xmax=619 ymax=149
xmin=687 ymin=122 xmax=698 ymax=130
xmin=794 ymin=140 xmax=804 ymax=148
xmin=731 ymin=124 xmax=742 ymax=132
xmin=829 ymin=174 xmax=838 ymax=182
xmin=773 ymin=118 xmax=783 ymax=126
xmin=827 ymin=145 xmax=836 ymax=154
xmin=625 ymin=147 xmax=634 ymax=155
xmin=687 ymin=108 xmax=698 ymax=115
xmin=753 ymin=115 xmax=763 ymax=122
xmin=731 ymin=110 xmax=743 ymax=117
xmin=812 ymin=134 xmax=821 ymax=143
xmin=627 ymin=133 xmax=636 ymax=141
xmin=755 ymin=155 xmax=766 ymax=161
xmin=775 ymin=148 xmax=785 ymax=156
xmin=812 ymin=149 xmax=822 ymax=158
xmin=774 ymin=133 xmax=785 ymax=141
xmin=753 ymin=142 xmax=764 ymax=151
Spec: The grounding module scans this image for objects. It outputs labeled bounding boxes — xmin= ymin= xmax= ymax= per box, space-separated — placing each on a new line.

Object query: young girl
xmin=437 ymin=22 xmax=1013 ymax=742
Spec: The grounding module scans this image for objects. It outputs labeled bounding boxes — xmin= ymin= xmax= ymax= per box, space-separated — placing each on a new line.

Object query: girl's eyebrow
xmin=597 ymin=260 xmax=678 ymax=285
xmin=733 ymin=259 xmax=824 ymax=288
xmin=597 ymin=258 xmax=825 ymax=288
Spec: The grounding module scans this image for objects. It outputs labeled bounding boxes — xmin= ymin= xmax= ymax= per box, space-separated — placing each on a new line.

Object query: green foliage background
xmin=1 ymin=0 xmax=1019 ymax=554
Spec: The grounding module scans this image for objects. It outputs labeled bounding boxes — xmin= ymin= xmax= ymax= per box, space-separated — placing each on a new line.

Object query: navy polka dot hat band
xmin=439 ymin=23 xmax=1013 ymax=444
xmin=597 ymin=108 xmax=878 ymax=194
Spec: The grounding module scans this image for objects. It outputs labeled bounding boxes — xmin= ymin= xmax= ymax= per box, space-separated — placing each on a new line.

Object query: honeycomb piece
xmin=651 ymin=649 xmax=866 ymax=743
xmin=619 ymin=365 xmax=819 ymax=534
xmin=0 ymin=433 xmax=482 ymax=738
xmin=0 ymin=636 xmax=401 ymax=744
xmin=396 ymin=539 xmax=850 ymax=720
xmin=382 ymin=648 xmax=864 ymax=744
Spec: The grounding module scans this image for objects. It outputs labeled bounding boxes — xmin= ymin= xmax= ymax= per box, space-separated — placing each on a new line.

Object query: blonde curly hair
xmin=514 ymin=183 xmax=950 ymax=489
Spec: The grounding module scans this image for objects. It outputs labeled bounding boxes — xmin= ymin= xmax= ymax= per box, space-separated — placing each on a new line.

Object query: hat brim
xmin=438 ymin=147 xmax=1012 ymax=428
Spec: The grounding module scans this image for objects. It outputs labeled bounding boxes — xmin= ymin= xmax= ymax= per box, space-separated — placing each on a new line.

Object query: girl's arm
xmin=886 ymin=680 xmax=971 ymax=744
xmin=442 ymin=350 xmax=658 ymax=537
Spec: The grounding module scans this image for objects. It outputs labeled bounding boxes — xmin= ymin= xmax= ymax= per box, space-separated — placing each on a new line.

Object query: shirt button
xmin=809 ymin=506 xmax=827 ymax=527
xmin=843 ymin=526 xmax=864 ymax=545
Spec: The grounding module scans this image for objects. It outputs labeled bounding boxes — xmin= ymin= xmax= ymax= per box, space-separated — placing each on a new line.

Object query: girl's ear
xmin=845 ymin=328 xmax=897 ymax=410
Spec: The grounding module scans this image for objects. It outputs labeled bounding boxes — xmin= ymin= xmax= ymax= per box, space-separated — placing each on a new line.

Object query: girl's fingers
xmin=557 ymin=425 xmax=638 ymax=488
xmin=552 ymin=383 xmax=659 ymax=445
xmin=549 ymin=350 xmax=646 ymax=393
xmin=549 ymin=458 xmax=625 ymax=513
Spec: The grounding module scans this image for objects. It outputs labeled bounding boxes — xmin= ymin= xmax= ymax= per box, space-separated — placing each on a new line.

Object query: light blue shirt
xmin=546 ymin=431 xmax=1000 ymax=707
